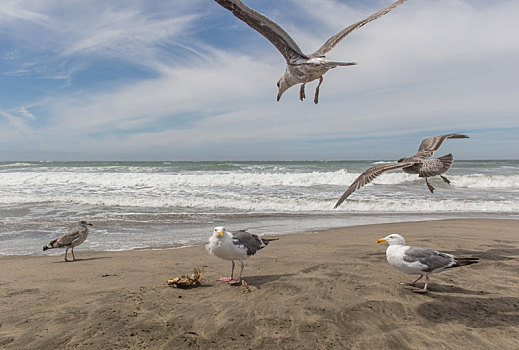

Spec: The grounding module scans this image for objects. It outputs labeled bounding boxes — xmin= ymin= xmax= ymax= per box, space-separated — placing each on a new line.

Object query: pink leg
xmin=425 ymin=178 xmax=434 ymax=193
xmin=412 ymin=275 xmax=430 ymax=293
xmin=440 ymin=175 xmax=451 ymax=185
xmin=219 ymin=261 xmax=235 ymax=282
xmin=399 ymin=275 xmax=423 ymax=287
xmin=314 ymin=76 xmax=323 ymax=104
xmin=229 ymin=262 xmax=244 ymax=285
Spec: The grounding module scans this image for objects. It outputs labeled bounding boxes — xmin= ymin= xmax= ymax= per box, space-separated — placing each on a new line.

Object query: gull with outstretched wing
xmin=215 ymin=0 xmax=408 ymax=104
xmin=334 ymin=133 xmax=469 ymax=208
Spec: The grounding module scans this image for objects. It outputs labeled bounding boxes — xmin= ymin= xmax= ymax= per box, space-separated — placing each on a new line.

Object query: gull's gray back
xmin=232 ymin=230 xmax=265 ymax=256
xmin=403 ymin=246 xmax=454 ymax=273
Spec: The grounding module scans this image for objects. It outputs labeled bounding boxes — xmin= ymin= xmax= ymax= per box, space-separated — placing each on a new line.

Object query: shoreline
xmin=3 ymin=214 xmax=518 ymax=258
xmin=1 ymin=218 xmax=519 ymax=349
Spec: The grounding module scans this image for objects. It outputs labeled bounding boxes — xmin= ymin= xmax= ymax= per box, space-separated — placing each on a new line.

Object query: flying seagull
xmin=214 ymin=0 xmax=408 ymax=104
xmin=43 ymin=220 xmax=93 ymax=261
xmin=334 ymin=133 xmax=469 ymax=208
xmin=206 ymin=226 xmax=278 ymax=285
xmin=376 ymin=233 xmax=479 ymax=293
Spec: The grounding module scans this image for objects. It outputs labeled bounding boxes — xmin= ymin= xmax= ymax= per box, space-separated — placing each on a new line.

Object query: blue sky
xmin=0 ymin=0 xmax=517 ymax=161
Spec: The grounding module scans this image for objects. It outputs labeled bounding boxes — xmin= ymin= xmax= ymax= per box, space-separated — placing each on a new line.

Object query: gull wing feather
xmin=311 ymin=0 xmax=408 ymax=57
xmin=215 ymin=0 xmax=306 ymax=62
xmin=232 ymin=230 xmax=265 ymax=256
xmin=54 ymin=227 xmax=82 ymax=247
xmin=403 ymin=246 xmax=455 ymax=272
xmin=334 ymin=161 xmax=415 ymax=208
xmin=414 ymin=133 xmax=469 ymax=158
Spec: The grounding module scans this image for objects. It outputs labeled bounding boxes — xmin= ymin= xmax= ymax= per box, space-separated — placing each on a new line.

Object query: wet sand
xmin=1 ymin=218 xmax=518 ymax=349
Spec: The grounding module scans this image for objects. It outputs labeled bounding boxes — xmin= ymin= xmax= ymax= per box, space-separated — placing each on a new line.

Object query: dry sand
xmin=1 ymin=218 xmax=518 ymax=349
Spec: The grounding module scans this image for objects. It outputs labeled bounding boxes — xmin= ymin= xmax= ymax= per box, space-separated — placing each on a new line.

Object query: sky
xmin=0 ymin=0 xmax=517 ymax=161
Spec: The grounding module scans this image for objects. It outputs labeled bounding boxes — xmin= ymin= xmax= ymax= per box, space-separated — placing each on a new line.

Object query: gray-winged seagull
xmin=43 ymin=220 xmax=93 ymax=261
xmin=376 ymin=233 xmax=479 ymax=293
xmin=334 ymin=133 xmax=469 ymax=208
xmin=206 ymin=226 xmax=277 ymax=285
xmin=215 ymin=0 xmax=408 ymax=104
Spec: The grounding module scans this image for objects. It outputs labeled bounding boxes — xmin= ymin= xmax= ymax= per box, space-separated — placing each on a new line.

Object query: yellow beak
xmin=218 ymin=230 xmax=224 ymax=237
xmin=376 ymin=238 xmax=386 ymax=244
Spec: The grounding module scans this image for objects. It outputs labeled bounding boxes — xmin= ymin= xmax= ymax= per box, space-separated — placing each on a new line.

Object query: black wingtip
xmin=453 ymin=257 xmax=479 ymax=267
xmin=453 ymin=133 xmax=470 ymax=139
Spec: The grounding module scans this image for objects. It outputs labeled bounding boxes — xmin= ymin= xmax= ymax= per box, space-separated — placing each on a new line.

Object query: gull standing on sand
xmin=376 ymin=234 xmax=479 ymax=293
xmin=214 ymin=0 xmax=408 ymax=104
xmin=334 ymin=133 xmax=469 ymax=208
xmin=43 ymin=220 xmax=93 ymax=262
xmin=206 ymin=227 xmax=277 ymax=285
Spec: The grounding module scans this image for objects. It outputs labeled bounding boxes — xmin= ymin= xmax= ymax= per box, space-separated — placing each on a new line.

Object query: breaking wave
xmin=0 ymin=171 xmax=518 ymax=189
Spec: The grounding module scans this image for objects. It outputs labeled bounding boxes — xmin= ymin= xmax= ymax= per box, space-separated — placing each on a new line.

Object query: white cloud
xmin=0 ymin=0 xmax=518 ymax=160
xmin=0 ymin=0 xmax=51 ymax=23
xmin=17 ymin=107 xmax=36 ymax=120
xmin=0 ymin=112 xmax=35 ymax=141
xmin=0 ymin=0 xmax=206 ymax=78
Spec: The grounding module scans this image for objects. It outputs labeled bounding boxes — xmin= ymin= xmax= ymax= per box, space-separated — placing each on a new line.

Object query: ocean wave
xmin=0 ymin=191 xmax=517 ymax=214
xmin=1 ymin=171 xmax=518 ymax=189
xmin=450 ymin=175 xmax=519 ymax=188
xmin=0 ymin=162 xmax=34 ymax=168
xmin=0 ymin=170 xmax=419 ymax=188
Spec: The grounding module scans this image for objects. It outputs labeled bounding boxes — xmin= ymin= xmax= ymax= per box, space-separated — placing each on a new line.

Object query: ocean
xmin=1 ymin=160 xmax=518 ymax=256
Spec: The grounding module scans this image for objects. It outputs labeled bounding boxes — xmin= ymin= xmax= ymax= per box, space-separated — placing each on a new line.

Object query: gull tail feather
xmin=438 ymin=153 xmax=454 ymax=173
xmin=43 ymin=239 xmax=58 ymax=251
xmin=323 ymin=61 xmax=357 ymax=68
xmin=450 ymin=257 xmax=479 ymax=268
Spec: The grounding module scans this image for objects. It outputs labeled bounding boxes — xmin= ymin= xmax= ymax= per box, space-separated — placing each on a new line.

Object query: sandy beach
xmin=1 ymin=218 xmax=518 ymax=349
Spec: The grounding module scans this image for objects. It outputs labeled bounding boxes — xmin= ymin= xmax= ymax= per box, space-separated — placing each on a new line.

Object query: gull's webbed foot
xmin=399 ymin=282 xmax=418 ymax=287
xmin=412 ymin=288 xmax=428 ymax=293
xmin=412 ymin=276 xmax=430 ymax=293
xmin=440 ymin=175 xmax=451 ymax=185
xmin=399 ymin=276 xmax=423 ymax=287
xmin=219 ymin=277 xmax=233 ymax=282
xmin=229 ymin=279 xmax=241 ymax=285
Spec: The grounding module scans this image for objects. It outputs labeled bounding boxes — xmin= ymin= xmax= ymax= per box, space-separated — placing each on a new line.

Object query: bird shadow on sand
xmin=450 ymin=247 xmax=519 ymax=261
xmin=239 ymin=274 xmax=295 ymax=289
xmin=416 ymin=295 xmax=519 ymax=328
xmin=418 ymin=283 xmax=490 ymax=295
xmin=52 ymin=256 xmax=112 ymax=263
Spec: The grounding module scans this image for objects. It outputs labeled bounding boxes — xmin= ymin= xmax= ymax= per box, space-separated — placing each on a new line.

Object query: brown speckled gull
xmin=43 ymin=220 xmax=93 ymax=261
xmin=334 ymin=133 xmax=469 ymax=208
xmin=215 ymin=0 xmax=408 ymax=104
